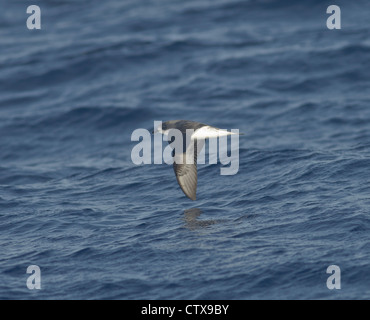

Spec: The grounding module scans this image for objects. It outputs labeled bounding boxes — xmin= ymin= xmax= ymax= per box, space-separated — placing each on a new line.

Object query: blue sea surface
xmin=1 ymin=0 xmax=370 ymax=299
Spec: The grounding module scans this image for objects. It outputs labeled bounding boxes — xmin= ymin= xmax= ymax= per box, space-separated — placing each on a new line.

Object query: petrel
xmin=153 ymin=120 xmax=239 ymax=200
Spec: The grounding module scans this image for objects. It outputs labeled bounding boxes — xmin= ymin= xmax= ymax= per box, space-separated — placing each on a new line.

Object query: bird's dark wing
xmin=173 ymin=139 xmax=204 ymax=200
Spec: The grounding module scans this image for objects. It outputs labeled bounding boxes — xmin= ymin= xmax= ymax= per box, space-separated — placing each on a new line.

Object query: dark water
xmin=1 ymin=0 xmax=370 ymax=299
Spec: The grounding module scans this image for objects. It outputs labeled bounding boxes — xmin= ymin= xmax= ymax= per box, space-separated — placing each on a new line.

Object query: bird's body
xmin=154 ymin=120 xmax=239 ymax=200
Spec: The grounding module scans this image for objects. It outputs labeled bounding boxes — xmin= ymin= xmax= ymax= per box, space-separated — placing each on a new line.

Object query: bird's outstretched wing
xmin=173 ymin=139 xmax=204 ymax=200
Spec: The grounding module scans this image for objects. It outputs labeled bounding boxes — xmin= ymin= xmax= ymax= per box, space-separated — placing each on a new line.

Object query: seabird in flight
xmin=153 ymin=120 xmax=239 ymax=200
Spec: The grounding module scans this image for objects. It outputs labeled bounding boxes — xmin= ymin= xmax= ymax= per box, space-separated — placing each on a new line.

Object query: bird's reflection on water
xmin=183 ymin=208 xmax=223 ymax=230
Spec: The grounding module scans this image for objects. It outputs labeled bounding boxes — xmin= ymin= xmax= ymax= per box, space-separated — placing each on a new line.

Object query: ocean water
xmin=1 ymin=0 xmax=370 ymax=300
